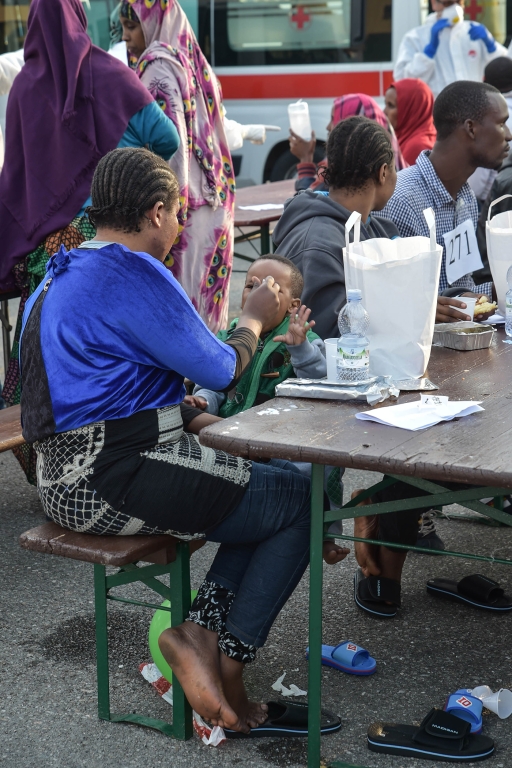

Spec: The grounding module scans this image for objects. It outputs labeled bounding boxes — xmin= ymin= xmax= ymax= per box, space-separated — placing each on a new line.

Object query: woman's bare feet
xmin=220 ymin=653 xmax=268 ymax=730
xmin=158 ymin=622 xmax=250 ymax=733
xmin=322 ymin=540 xmax=350 ymax=565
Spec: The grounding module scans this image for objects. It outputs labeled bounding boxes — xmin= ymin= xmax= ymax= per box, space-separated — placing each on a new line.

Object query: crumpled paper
xmin=271 ymin=672 xmax=307 ymax=697
xmin=275 ymin=376 xmax=399 ymax=406
xmin=139 ymin=662 xmax=227 ymax=745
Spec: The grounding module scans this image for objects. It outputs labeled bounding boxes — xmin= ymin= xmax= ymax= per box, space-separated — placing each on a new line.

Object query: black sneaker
xmin=415 ymin=511 xmax=445 ymax=554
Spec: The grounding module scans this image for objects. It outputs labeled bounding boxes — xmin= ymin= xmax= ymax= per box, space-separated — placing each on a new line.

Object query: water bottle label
xmin=507 ymin=301 xmax=512 ymax=317
xmin=337 ymin=344 xmax=370 ymax=369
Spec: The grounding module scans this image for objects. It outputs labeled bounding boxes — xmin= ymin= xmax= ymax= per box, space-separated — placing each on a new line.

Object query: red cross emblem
xmin=347 ymin=644 xmax=358 ymax=652
xmin=466 ymin=0 xmax=483 ymax=20
xmin=291 ymin=5 xmax=311 ymax=30
xmin=456 ymin=696 xmax=473 ymax=708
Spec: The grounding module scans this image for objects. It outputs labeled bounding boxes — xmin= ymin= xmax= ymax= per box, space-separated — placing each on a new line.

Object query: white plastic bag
xmin=486 ymin=194 xmax=512 ymax=316
xmin=343 ymin=208 xmax=442 ymax=381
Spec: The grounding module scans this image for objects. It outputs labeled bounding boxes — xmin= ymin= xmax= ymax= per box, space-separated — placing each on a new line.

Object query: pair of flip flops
xmin=444 ymin=689 xmax=483 ymax=734
xmin=368 ymin=707 xmax=494 ymax=762
xmin=306 ymin=641 xmax=376 ymax=675
xmin=224 ymin=700 xmax=341 ymax=739
xmin=427 ymin=574 xmax=512 ymax=612
xmin=354 ymin=567 xmax=401 ymax=618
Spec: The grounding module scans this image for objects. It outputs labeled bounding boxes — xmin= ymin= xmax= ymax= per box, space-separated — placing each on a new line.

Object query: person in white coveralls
xmin=394 ymin=0 xmax=507 ymax=98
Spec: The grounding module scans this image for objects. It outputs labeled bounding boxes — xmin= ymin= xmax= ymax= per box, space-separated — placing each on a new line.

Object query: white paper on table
xmin=356 ymin=395 xmax=484 ymax=431
xmin=488 ymin=313 xmax=506 ymax=324
xmin=238 ymin=203 xmax=284 ymax=211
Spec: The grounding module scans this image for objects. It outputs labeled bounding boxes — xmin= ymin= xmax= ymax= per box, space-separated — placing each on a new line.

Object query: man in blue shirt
xmin=382 ymin=80 xmax=511 ymax=323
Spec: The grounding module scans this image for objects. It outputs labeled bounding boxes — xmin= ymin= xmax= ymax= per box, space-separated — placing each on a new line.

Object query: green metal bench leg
xmin=168 ymin=541 xmax=193 ymax=740
xmin=308 ymin=463 xmax=325 ymax=768
xmin=94 ymin=563 xmax=111 ymax=722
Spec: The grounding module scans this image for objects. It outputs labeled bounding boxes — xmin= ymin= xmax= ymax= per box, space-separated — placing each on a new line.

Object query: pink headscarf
xmin=332 ymin=93 xmax=408 ymax=171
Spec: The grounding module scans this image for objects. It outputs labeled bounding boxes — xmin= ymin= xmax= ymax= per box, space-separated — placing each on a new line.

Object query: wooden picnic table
xmin=234 ymin=179 xmax=295 ymax=260
xmin=201 ymin=327 xmax=512 ymax=768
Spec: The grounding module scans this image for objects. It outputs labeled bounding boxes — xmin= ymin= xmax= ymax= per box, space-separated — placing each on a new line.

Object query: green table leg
xmin=308 ymin=463 xmax=325 ymax=768
xmin=260 ymin=223 xmax=271 ymax=255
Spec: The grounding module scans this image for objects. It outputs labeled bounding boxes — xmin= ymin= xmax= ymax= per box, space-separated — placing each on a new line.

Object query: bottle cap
xmin=347 ymin=289 xmax=362 ymax=301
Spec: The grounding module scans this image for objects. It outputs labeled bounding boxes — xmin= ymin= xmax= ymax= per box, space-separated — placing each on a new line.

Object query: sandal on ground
xmin=354 ymin=567 xmax=401 ymax=618
xmin=367 ymin=708 xmax=494 ymax=762
xmin=305 ymin=641 xmax=376 ymax=676
xmin=427 ymin=574 xmax=512 ymax=612
xmin=223 ymin=700 xmax=341 ymax=739
xmin=444 ymin=690 xmax=483 ymax=734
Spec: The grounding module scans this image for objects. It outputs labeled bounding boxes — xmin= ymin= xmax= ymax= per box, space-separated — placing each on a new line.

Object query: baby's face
xmin=242 ymin=260 xmax=295 ymax=332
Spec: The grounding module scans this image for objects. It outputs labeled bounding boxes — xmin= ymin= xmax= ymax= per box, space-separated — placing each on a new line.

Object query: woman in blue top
xmin=1 ymin=0 xmax=179 ymax=483
xmin=20 ymin=147 xmax=346 ymax=736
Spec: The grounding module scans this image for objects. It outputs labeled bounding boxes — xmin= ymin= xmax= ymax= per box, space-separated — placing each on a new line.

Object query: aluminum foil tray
xmin=275 ymin=377 xmax=399 ymax=406
xmin=433 ymin=322 xmax=495 ymax=351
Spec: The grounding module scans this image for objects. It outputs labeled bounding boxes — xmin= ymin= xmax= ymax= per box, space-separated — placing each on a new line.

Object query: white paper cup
xmin=482 ymin=689 xmax=512 ymax=719
xmin=450 ymin=296 xmax=476 ymax=320
xmin=471 ymin=685 xmax=493 ymax=700
xmin=324 ymin=338 xmax=338 ymax=382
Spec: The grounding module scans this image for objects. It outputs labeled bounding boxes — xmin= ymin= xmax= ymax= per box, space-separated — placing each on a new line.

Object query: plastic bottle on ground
xmin=506 ymin=264 xmax=512 ymax=338
xmin=337 ymin=289 xmax=371 ymax=383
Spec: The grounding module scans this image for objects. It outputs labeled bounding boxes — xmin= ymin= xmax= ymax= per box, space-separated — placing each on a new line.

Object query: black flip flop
xmin=223 ymin=700 xmax=341 ymax=739
xmin=367 ymin=708 xmax=495 ymax=762
xmin=354 ymin=567 xmax=401 ymax=618
xmin=427 ymin=573 xmax=512 ymax=612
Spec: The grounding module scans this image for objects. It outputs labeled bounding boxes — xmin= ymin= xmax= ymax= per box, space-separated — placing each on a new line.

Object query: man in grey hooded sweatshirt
xmin=272 ymin=116 xmax=399 ymax=341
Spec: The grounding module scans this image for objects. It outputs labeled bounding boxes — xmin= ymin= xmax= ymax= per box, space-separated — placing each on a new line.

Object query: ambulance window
xmin=210 ymin=0 xmax=392 ymax=66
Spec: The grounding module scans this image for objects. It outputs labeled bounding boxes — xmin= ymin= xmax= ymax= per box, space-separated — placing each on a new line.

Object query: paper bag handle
xmin=345 ymin=211 xmax=361 ymax=253
xmin=487 ymin=194 xmax=512 ymax=222
xmin=423 ymin=207 xmax=437 ymax=251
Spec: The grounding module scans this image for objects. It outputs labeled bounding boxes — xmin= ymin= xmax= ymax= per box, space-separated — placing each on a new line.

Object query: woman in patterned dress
xmin=120 ymin=0 xmax=235 ymax=333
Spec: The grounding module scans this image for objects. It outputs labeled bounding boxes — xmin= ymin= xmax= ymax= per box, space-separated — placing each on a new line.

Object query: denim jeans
xmin=205 ymin=459 xmax=311 ymax=648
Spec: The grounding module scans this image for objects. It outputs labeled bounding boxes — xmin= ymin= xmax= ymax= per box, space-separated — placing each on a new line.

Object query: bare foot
xmin=322 ymin=540 xmax=350 ymax=565
xmin=158 ymin=622 xmax=250 ymax=733
xmin=220 ymin=653 xmax=268 ymax=730
xmin=352 ymin=488 xmax=381 ymax=578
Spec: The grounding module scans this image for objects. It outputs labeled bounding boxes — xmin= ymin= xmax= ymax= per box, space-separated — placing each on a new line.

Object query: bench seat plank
xmin=0 ymin=404 xmax=24 ymax=452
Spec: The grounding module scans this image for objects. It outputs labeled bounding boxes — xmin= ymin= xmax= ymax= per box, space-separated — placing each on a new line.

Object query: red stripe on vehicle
xmin=219 ymin=71 xmax=392 ymax=100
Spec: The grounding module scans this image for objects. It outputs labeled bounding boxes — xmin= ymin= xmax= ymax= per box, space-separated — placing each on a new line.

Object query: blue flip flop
xmin=444 ymin=690 xmax=483 ymax=734
xmin=306 ymin=641 xmax=376 ymax=676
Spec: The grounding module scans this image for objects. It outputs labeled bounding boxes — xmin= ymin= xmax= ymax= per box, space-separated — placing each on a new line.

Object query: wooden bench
xmin=0 ymin=403 xmax=24 ymax=453
xmin=20 ymin=521 xmax=204 ymax=740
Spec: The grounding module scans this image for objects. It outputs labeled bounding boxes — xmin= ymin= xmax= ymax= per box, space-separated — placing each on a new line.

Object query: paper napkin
xmin=356 ymin=395 xmax=484 ymax=431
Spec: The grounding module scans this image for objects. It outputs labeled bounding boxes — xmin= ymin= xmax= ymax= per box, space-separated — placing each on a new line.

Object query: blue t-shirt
xmin=20 ymin=243 xmax=236 ymax=434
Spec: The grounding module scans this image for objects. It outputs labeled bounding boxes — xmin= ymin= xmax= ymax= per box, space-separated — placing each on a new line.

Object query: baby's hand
xmin=183 ymin=395 xmax=208 ymax=410
xmin=273 ymin=305 xmax=315 ymax=346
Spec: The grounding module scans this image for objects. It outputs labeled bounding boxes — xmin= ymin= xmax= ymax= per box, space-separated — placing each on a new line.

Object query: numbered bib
xmin=443 ymin=219 xmax=483 ymax=285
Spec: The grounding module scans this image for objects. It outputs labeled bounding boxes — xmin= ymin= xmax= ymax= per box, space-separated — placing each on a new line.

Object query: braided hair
xmin=87 ymin=147 xmax=180 ymax=233
xmin=323 ymin=116 xmax=394 ymax=191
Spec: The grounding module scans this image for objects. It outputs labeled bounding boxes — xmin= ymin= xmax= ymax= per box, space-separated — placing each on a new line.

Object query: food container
xmin=433 ymin=321 xmax=495 ymax=351
xmin=288 ymin=100 xmax=312 ymax=141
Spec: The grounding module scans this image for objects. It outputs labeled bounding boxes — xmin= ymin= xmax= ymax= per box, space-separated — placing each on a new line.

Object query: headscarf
xmin=0 ymin=0 xmax=153 ymax=291
xmin=392 ymin=79 xmax=436 ymax=166
xmin=124 ymin=0 xmax=232 ymax=212
xmin=332 ymin=93 xmax=408 ymax=171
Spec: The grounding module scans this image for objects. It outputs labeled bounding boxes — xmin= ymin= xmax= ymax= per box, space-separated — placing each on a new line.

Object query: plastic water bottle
xmin=337 ymin=289 xmax=370 ymax=383
xmin=506 ymin=264 xmax=512 ymax=338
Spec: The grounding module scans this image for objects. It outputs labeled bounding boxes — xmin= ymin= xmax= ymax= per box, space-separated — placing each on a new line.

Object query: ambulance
xmin=0 ymin=0 xmax=509 ymax=184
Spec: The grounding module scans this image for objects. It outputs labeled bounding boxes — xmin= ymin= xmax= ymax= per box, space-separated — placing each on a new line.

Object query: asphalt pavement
xmin=2 ymin=252 xmax=512 ymax=768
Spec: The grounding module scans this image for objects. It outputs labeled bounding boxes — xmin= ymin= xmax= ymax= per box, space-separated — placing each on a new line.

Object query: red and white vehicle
xmin=211 ymin=0 xmax=429 ymax=184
